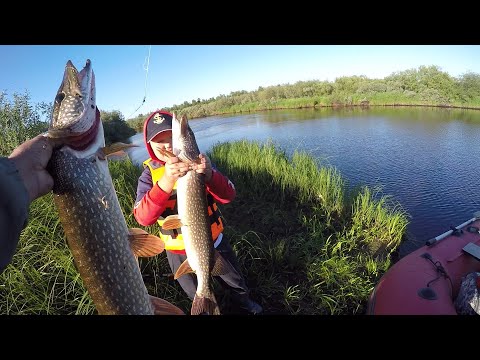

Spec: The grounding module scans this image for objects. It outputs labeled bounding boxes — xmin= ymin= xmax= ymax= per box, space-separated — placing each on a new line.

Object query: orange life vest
xmin=144 ymin=159 xmax=224 ymax=251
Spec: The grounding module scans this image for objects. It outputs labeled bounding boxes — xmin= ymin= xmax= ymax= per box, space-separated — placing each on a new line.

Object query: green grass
xmin=209 ymin=140 xmax=408 ymax=314
xmin=0 ymin=141 xmax=409 ymax=315
xmin=0 ymin=193 xmax=96 ymax=314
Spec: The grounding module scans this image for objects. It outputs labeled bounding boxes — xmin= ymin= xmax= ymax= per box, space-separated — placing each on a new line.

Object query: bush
xmin=0 ymin=91 xmax=50 ymax=155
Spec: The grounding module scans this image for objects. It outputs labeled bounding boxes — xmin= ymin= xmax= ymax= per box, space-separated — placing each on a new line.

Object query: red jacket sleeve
xmin=206 ymin=168 xmax=236 ymax=204
xmin=133 ymin=166 xmax=172 ymax=226
xmin=133 ymin=185 xmax=172 ymax=226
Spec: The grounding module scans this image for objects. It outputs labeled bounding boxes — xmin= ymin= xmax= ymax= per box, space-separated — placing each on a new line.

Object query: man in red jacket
xmin=133 ymin=110 xmax=262 ymax=314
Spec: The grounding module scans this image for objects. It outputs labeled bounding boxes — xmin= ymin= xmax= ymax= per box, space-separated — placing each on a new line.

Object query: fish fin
xmin=159 ymin=148 xmax=189 ymax=164
xmin=174 ymin=259 xmax=195 ymax=279
xmin=149 ymin=295 xmax=185 ymax=315
xmin=191 ymin=293 xmax=221 ymax=315
xmin=162 ymin=215 xmax=183 ymax=230
xmin=211 ymin=250 xmax=235 ymax=276
xmin=128 ymin=228 xmax=165 ymax=258
xmin=159 ymin=148 xmax=177 ymax=159
xmin=97 ymin=142 xmax=138 ymax=160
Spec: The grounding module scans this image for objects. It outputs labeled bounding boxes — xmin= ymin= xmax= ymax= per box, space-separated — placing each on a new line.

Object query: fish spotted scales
xmin=51 ymin=150 xmax=154 ymax=314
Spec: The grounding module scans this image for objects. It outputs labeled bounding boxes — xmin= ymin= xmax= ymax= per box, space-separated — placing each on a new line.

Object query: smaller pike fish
xmin=162 ymin=113 xmax=234 ymax=315
xmin=48 ymin=59 xmax=183 ymax=315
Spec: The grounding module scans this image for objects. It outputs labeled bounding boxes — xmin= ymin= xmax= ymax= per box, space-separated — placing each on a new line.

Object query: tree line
xmin=126 ymin=65 xmax=480 ymax=128
xmin=2 ymin=65 xmax=480 ymax=150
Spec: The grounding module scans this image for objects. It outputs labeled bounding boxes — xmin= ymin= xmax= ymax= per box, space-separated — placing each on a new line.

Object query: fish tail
xmin=191 ymin=293 xmax=221 ymax=315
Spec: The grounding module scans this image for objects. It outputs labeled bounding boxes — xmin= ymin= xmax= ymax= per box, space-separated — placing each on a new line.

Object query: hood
xmin=143 ymin=110 xmax=174 ymax=163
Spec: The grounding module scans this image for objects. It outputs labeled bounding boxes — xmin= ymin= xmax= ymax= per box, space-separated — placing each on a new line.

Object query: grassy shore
xmin=0 ymin=140 xmax=408 ymax=315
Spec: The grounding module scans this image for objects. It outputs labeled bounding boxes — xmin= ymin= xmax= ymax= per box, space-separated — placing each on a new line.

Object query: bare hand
xmin=8 ymin=134 xmax=55 ymax=203
xmin=191 ymin=154 xmax=213 ymax=182
xmin=164 ymin=157 xmax=193 ymax=182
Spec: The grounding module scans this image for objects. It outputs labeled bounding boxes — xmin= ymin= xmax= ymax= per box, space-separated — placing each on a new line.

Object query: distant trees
xmin=5 ymin=64 xmax=480 ymax=150
xmin=149 ymin=65 xmax=480 ymax=119
xmin=100 ymin=109 xmax=136 ymax=145
xmin=4 ymin=62 xmax=480 ymax=154
xmin=385 ymin=65 xmax=457 ymax=103
xmin=125 ymin=112 xmax=148 ymax=133
xmin=6 ymin=64 xmax=480 ymax=150
xmin=458 ymin=71 xmax=480 ymax=101
xmin=6 ymin=66 xmax=480 ymax=142
xmin=0 ymin=91 xmax=50 ymax=155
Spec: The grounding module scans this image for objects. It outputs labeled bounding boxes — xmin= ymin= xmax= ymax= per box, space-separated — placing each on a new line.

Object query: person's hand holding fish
xmin=191 ymin=153 xmax=213 ymax=182
xmin=8 ymin=134 xmax=55 ymax=202
xmin=164 ymin=156 xmax=193 ymax=181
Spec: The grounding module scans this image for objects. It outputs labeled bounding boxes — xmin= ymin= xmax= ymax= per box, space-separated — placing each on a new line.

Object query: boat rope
xmin=421 ymin=253 xmax=453 ymax=296
xmin=127 ymin=45 xmax=152 ymax=119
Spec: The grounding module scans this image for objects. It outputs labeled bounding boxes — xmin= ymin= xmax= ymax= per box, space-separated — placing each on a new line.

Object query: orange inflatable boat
xmin=367 ymin=214 xmax=480 ymax=315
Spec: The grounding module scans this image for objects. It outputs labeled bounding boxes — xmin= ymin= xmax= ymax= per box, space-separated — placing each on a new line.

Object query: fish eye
xmin=55 ymin=93 xmax=65 ymax=103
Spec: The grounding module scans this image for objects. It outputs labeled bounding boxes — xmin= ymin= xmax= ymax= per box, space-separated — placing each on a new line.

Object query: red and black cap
xmin=145 ymin=110 xmax=173 ymax=142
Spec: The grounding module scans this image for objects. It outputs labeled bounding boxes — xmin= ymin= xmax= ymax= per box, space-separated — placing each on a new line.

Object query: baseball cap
xmin=145 ymin=111 xmax=173 ymax=142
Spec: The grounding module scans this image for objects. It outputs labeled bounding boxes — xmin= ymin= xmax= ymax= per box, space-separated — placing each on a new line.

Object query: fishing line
xmin=127 ymin=45 xmax=152 ymax=119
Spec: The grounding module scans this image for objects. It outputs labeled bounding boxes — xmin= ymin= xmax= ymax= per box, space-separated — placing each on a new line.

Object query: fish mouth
xmin=48 ymin=59 xmax=97 ymax=149
xmin=64 ymin=107 xmax=101 ymax=150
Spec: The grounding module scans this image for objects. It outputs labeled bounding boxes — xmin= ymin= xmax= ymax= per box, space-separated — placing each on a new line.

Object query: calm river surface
xmin=127 ymin=107 xmax=480 ymax=257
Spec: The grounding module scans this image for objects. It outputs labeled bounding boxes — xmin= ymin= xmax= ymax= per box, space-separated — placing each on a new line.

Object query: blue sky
xmin=1 ymin=45 xmax=479 ymax=119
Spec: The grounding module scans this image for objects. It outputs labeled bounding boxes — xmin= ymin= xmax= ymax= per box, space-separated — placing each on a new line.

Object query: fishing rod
xmin=127 ymin=45 xmax=152 ymax=119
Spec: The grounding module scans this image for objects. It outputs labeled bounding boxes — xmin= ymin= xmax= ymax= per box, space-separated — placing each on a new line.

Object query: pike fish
xmin=162 ymin=113 xmax=233 ymax=315
xmin=47 ymin=59 xmax=183 ymax=315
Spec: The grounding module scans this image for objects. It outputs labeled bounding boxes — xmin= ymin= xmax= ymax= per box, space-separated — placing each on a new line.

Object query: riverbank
xmin=191 ymin=103 xmax=480 ymax=120
xmin=164 ymin=102 xmax=480 ymax=122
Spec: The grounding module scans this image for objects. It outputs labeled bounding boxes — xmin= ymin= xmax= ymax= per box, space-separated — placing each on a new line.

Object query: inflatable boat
xmin=367 ymin=213 xmax=480 ymax=315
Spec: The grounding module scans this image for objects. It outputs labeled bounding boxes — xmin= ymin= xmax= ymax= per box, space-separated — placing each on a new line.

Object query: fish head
xmin=172 ymin=112 xmax=200 ymax=163
xmin=48 ymin=59 xmax=99 ymax=150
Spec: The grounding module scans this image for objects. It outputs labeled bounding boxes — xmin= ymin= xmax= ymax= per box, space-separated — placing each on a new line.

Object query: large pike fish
xmin=47 ymin=59 xmax=183 ymax=315
xmin=162 ymin=113 xmax=233 ymax=315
